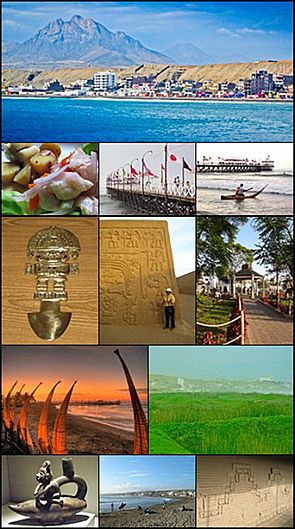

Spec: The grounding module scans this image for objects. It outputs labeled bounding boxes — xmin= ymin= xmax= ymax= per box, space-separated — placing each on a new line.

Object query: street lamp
xmin=141 ymin=150 xmax=153 ymax=195
xmin=130 ymin=158 xmax=140 ymax=193
xmin=118 ymin=163 xmax=129 ymax=192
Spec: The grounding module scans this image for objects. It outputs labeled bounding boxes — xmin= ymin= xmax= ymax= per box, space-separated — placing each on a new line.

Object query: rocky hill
xmin=2 ymin=15 xmax=172 ymax=68
xmin=2 ymin=59 xmax=292 ymax=89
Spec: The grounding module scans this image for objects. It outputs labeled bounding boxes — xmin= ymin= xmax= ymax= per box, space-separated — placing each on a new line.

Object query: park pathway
xmin=245 ymin=298 xmax=293 ymax=345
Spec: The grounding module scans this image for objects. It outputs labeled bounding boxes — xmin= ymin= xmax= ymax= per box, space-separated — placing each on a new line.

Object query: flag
xmin=130 ymin=165 xmax=138 ymax=176
xmin=122 ymin=168 xmax=126 ymax=177
xmin=183 ymin=158 xmax=192 ymax=171
xmin=170 ymin=153 xmax=178 ymax=162
xmin=143 ymin=160 xmax=157 ymax=177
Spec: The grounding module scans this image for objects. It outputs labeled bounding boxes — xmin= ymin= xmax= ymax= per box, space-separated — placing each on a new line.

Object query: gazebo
xmin=232 ymin=263 xmax=265 ymax=299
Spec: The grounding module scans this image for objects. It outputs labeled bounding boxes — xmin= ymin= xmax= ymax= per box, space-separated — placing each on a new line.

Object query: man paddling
xmin=235 ymin=184 xmax=245 ymax=197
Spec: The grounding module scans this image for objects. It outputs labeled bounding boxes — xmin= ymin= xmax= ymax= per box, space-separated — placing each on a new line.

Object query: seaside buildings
xmin=93 ymin=71 xmax=116 ymax=91
xmin=2 ymin=67 xmax=293 ymax=99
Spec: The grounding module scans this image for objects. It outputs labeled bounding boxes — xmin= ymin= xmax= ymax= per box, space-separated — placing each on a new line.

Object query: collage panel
xmin=196 ymin=143 xmax=293 ymax=216
xmin=99 ymin=143 xmax=196 ymax=216
xmin=148 ymin=345 xmax=293 ymax=455
xmin=196 ymin=455 xmax=293 ymax=528
xmin=99 ymin=217 xmax=195 ymax=345
xmin=196 ymin=215 xmax=293 ymax=345
xmin=2 ymin=142 xmax=98 ymax=216
xmin=1 ymin=346 xmax=147 ymax=456
xmin=1 ymin=455 xmax=99 ymax=528
xmin=2 ymin=217 xmax=99 ymax=344
xmin=99 ymin=455 xmax=196 ymax=528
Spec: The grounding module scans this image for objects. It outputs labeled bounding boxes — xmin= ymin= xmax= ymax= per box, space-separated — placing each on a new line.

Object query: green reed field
xmin=149 ymin=392 xmax=293 ymax=454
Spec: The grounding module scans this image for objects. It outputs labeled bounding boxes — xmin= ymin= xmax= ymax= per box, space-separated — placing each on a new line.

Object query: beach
xmin=100 ymin=497 xmax=195 ymax=528
xmin=2 ymin=402 xmax=133 ymax=454
xmin=2 ymin=98 xmax=292 ymax=142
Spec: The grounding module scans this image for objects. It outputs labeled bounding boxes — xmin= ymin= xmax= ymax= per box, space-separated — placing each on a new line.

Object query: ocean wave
xmin=197 ymin=179 xmax=293 ymax=195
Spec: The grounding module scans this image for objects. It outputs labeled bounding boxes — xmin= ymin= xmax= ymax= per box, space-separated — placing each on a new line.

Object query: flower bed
xmin=260 ymin=296 xmax=293 ymax=315
xmin=196 ymin=294 xmax=236 ymax=345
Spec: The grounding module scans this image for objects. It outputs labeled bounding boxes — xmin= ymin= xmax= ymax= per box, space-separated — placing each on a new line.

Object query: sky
xmin=100 ymin=455 xmax=195 ymax=493
xmin=149 ymin=345 xmax=293 ymax=382
xmin=196 ymin=143 xmax=293 ymax=172
xmin=105 ymin=217 xmax=195 ymax=277
xmin=100 ymin=143 xmax=195 ymax=193
xmin=237 ymin=218 xmax=276 ymax=276
xmin=2 ymin=2 xmax=293 ymax=62
xmin=2 ymin=346 xmax=147 ymax=401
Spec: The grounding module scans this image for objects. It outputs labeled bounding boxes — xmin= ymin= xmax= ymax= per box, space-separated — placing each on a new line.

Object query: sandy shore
xmin=100 ymin=498 xmax=196 ymax=528
xmin=2 ymin=402 xmax=133 ymax=454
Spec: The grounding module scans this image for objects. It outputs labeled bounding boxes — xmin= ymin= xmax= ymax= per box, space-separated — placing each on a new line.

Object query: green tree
xmin=252 ymin=217 xmax=293 ymax=305
xmin=197 ymin=217 xmax=247 ymax=279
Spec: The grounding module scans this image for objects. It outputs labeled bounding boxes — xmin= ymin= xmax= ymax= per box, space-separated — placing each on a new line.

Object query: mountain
xmin=150 ymin=374 xmax=293 ymax=395
xmin=2 ymin=15 xmax=173 ymax=67
xmin=164 ymin=43 xmax=216 ymax=65
xmin=2 ymin=40 xmax=20 ymax=53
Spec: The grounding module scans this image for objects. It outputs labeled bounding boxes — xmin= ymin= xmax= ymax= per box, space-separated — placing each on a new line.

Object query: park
xmin=196 ymin=216 xmax=293 ymax=345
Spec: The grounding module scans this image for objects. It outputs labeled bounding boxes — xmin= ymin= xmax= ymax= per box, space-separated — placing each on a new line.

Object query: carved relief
xmin=100 ymin=221 xmax=180 ymax=326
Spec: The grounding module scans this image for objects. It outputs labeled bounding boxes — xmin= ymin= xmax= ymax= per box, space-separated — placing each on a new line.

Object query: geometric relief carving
xmin=199 ymin=462 xmax=261 ymax=519
xmin=100 ymin=221 xmax=180 ymax=326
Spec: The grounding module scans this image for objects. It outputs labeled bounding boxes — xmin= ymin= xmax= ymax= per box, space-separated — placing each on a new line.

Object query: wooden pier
xmin=106 ymin=187 xmax=195 ymax=215
xmin=197 ymin=163 xmax=273 ymax=173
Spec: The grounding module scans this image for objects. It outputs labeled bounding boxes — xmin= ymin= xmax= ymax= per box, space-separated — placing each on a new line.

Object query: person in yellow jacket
xmin=163 ymin=287 xmax=176 ymax=329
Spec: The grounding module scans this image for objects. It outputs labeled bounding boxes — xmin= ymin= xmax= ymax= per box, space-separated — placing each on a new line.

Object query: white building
xmin=93 ymin=71 xmax=116 ymax=91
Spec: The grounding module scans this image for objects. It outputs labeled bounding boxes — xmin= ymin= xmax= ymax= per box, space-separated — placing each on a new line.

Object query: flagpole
xmin=141 ymin=150 xmax=153 ymax=196
xmin=164 ymin=144 xmax=168 ymax=202
xmin=182 ymin=156 xmax=185 ymax=188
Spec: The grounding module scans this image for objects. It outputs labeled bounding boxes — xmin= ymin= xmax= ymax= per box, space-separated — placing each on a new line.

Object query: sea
xmin=67 ymin=401 xmax=147 ymax=432
xmin=2 ymin=97 xmax=293 ymax=142
xmin=197 ymin=172 xmax=293 ymax=215
xmin=100 ymin=495 xmax=174 ymax=512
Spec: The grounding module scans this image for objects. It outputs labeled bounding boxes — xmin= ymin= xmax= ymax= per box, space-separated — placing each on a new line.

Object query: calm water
xmin=100 ymin=495 xmax=173 ymax=512
xmin=67 ymin=401 xmax=147 ymax=432
xmin=2 ymin=97 xmax=293 ymax=142
xmin=197 ymin=172 xmax=293 ymax=215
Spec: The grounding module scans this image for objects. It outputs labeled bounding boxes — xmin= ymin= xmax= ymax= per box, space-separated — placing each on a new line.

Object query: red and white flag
xmin=170 ymin=153 xmax=179 ymax=162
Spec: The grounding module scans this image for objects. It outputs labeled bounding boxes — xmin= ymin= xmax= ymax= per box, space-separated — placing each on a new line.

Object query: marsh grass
xmin=149 ymin=392 xmax=293 ymax=454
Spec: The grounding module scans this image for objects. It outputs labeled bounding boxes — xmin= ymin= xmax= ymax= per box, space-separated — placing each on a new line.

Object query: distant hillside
xmin=150 ymin=374 xmax=293 ymax=394
xmin=2 ymin=59 xmax=292 ymax=88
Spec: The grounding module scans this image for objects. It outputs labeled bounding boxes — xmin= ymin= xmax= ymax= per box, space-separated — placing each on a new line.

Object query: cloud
xmin=217 ymin=26 xmax=276 ymax=39
xmin=216 ymin=27 xmax=240 ymax=38
xmin=237 ymin=27 xmax=267 ymax=35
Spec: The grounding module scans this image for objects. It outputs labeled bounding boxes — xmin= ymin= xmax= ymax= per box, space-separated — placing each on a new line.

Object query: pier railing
xmin=106 ymin=183 xmax=195 ymax=215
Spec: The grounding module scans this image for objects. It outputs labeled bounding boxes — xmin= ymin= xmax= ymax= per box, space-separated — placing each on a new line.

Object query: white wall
xmin=6 ymin=456 xmax=98 ymax=515
xmin=197 ymin=456 xmax=293 ymax=528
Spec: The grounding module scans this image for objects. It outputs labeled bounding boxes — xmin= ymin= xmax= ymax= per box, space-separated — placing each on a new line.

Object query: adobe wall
xmin=100 ymin=220 xmax=180 ymax=326
xmin=197 ymin=456 xmax=293 ymax=527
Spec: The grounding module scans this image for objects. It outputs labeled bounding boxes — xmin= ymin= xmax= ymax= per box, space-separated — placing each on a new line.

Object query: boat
xmin=221 ymin=185 xmax=268 ymax=200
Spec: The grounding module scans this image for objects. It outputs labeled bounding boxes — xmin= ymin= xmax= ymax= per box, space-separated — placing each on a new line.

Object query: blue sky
xmin=149 ymin=345 xmax=293 ymax=382
xmin=2 ymin=2 xmax=293 ymax=62
xmin=100 ymin=455 xmax=195 ymax=493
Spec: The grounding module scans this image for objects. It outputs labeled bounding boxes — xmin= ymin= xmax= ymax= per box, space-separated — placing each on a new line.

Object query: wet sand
xmin=100 ymin=498 xmax=196 ymax=528
xmin=2 ymin=402 xmax=133 ymax=454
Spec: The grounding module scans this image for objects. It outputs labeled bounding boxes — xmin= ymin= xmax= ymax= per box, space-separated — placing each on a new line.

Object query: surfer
xmin=235 ymin=184 xmax=244 ymax=197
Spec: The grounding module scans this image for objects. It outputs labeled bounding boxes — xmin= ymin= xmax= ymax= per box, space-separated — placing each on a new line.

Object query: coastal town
xmin=2 ymin=64 xmax=293 ymax=100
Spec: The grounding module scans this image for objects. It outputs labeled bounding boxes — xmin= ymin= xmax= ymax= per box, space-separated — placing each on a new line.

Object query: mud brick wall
xmin=197 ymin=456 xmax=293 ymax=527
xmin=100 ymin=220 xmax=181 ymax=325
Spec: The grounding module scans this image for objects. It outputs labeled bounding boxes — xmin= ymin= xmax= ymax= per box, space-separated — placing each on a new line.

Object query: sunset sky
xmin=2 ymin=346 xmax=147 ymax=401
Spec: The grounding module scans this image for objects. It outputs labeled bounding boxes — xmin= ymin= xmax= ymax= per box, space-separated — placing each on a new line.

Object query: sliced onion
xmin=14 ymin=164 xmax=70 ymax=202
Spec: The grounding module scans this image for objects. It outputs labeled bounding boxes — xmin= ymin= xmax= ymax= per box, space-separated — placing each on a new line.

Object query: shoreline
xmin=2 ymin=402 xmax=133 ymax=455
xmin=2 ymin=94 xmax=292 ymax=103
xmin=100 ymin=497 xmax=195 ymax=528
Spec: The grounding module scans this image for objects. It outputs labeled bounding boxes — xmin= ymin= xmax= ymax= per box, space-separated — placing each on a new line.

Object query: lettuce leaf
xmin=82 ymin=143 xmax=98 ymax=155
xmin=2 ymin=190 xmax=29 ymax=215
